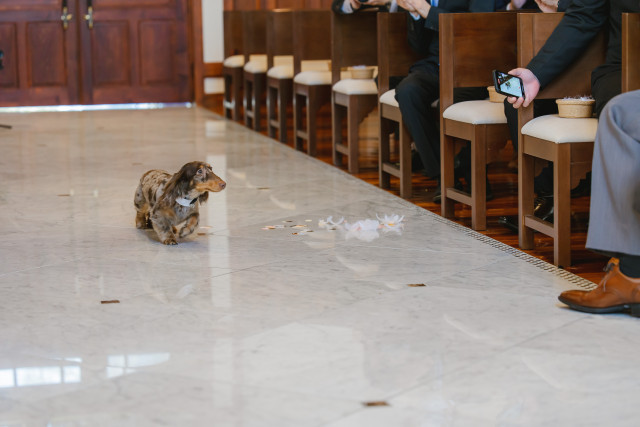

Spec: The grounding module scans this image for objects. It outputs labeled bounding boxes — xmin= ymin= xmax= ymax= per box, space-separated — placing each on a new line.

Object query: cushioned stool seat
xmin=332 ymin=74 xmax=379 ymax=173
xmin=521 ymin=115 xmax=597 ymax=142
xmin=380 ymin=89 xmax=398 ymax=107
xmin=244 ymin=55 xmax=267 ymax=73
xmin=223 ymin=55 xmax=244 ymax=68
xmin=332 ymin=79 xmax=378 ymax=96
xmin=443 ymin=100 xmax=507 ymax=125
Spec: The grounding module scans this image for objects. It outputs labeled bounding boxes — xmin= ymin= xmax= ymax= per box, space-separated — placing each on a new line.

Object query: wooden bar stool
xmin=331 ymin=12 xmax=378 ymax=174
xmin=222 ymin=11 xmax=244 ymax=121
xmin=242 ymin=10 xmax=268 ymax=131
xmin=377 ymin=12 xmax=421 ymax=198
xmin=439 ymin=12 xmax=517 ymax=230
xmin=517 ymin=13 xmax=606 ymax=267
xmin=266 ymin=9 xmax=294 ymax=143
xmin=292 ymin=9 xmax=332 ymax=157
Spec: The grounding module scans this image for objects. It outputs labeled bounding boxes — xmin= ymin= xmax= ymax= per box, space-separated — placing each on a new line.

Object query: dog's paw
xmin=162 ymin=238 xmax=178 ymax=245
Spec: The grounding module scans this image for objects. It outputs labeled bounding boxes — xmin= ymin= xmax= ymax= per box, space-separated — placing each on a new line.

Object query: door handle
xmin=61 ymin=0 xmax=73 ymax=30
xmin=85 ymin=0 xmax=94 ymax=29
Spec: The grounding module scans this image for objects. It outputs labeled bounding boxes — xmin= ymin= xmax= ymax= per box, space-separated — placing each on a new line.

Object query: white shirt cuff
xmin=341 ymin=0 xmax=354 ymax=13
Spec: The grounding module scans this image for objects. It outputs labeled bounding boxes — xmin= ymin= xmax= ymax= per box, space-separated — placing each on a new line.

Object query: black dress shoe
xmin=533 ymin=195 xmax=554 ymax=222
xmin=432 ymin=179 xmax=463 ymax=203
xmin=433 ymin=178 xmax=495 ymax=203
xmin=498 ymin=195 xmax=554 ymax=232
xmin=497 ymin=215 xmax=519 ymax=233
xmin=570 ymin=175 xmax=591 ymax=198
xmin=411 ymin=150 xmax=424 ymax=172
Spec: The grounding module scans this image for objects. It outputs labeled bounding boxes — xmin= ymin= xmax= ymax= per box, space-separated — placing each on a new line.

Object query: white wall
xmin=202 ymin=0 xmax=224 ymax=63
xmin=202 ymin=0 xmax=224 ymax=94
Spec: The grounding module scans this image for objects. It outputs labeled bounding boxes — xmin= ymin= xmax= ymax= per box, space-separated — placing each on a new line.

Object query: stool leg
xmin=441 ymin=133 xmax=456 ymax=219
xmin=267 ymin=83 xmax=277 ymax=139
xmin=278 ymin=79 xmax=292 ymax=143
xmin=294 ymin=89 xmax=304 ymax=151
xmin=471 ymin=129 xmax=487 ymax=231
xmin=332 ymin=94 xmax=345 ymax=167
xmin=399 ymin=120 xmax=412 ymax=198
xmin=379 ymin=113 xmax=392 ymax=190
xmin=519 ymin=145 xmax=535 ymax=250
xmin=554 ymin=145 xmax=572 ymax=267
xmin=346 ymin=95 xmax=359 ymax=174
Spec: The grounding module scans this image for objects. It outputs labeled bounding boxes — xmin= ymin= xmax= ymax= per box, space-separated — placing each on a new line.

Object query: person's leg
xmin=592 ymin=68 xmax=621 ymax=118
xmin=395 ymin=71 xmax=440 ymax=178
xmin=586 ymin=89 xmax=640 ymax=263
xmin=558 ymin=90 xmax=640 ymax=316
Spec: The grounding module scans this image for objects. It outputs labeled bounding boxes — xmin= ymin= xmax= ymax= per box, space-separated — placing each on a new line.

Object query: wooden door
xmin=78 ymin=0 xmax=191 ymax=104
xmin=0 ymin=0 xmax=191 ymax=106
xmin=0 ymin=0 xmax=80 ymax=106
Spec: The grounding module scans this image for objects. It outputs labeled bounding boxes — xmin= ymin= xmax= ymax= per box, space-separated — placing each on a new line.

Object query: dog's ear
xmin=198 ymin=192 xmax=209 ymax=205
xmin=163 ymin=163 xmax=197 ymax=200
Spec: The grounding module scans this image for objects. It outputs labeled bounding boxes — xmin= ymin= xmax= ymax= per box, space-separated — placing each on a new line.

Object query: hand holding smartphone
xmin=493 ymin=70 xmax=525 ymax=99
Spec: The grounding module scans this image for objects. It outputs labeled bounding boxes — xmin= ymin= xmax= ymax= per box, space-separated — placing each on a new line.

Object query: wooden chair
xmin=622 ymin=13 xmax=640 ymax=93
xmin=377 ymin=12 xmax=421 ymax=198
xmin=331 ymin=11 xmax=379 ymax=174
xmin=242 ymin=10 xmax=268 ymax=131
xmin=292 ymin=9 xmax=333 ymax=156
xmin=517 ymin=13 xmax=607 ymax=267
xmin=222 ymin=11 xmax=244 ymax=121
xmin=439 ymin=12 xmax=517 ymax=231
xmin=266 ymin=9 xmax=294 ymax=143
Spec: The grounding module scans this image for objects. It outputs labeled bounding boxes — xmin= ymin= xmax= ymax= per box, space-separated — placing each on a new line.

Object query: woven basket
xmin=349 ymin=66 xmax=375 ymax=79
xmin=556 ymin=98 xmax=595 ymax=118
xmin=487 ymin=86 xmax=506 ymax=103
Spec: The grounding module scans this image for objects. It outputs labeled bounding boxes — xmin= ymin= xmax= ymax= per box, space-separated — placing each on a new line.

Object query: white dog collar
xmin=176 ymin=197 xmax=197 ymax=207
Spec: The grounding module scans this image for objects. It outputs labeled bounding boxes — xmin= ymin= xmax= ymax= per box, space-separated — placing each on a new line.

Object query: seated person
xmin=394 ymin=0 xmax=494 ymax=202
xmin=558 ymin=90 xmax=640 ymax=316
xmin=499 ymin=0 xmax=597 ymax=231
xmin=506 ymin=0 xmax=638 ymax=177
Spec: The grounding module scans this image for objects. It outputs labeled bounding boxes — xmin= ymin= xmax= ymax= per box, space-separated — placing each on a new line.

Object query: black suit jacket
xmin=406 ymin=0 xmax=495 ymax=74
xmin=528 ymin=0 xmax=640 ymax=88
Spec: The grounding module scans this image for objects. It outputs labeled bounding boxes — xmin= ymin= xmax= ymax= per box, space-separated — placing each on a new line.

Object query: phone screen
xmin=493 ymin=70 xmax=525 ymax=99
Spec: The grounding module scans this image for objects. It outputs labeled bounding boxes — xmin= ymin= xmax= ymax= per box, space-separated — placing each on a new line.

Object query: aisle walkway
xmin=0 ymin=106 xmax=636 ymax=426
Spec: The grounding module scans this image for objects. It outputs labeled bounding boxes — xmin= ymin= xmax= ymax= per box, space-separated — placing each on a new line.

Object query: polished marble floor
xmin=0 ymin=106 xmax=638 ymax=426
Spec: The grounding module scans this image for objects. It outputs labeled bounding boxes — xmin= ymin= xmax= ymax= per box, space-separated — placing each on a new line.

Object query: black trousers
xmin=394 ymin=69 xmax=487 ymax=178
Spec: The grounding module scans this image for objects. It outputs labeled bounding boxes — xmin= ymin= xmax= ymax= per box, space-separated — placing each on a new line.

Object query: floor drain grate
xmin=429 ymin=213 xmax=597 ymax=291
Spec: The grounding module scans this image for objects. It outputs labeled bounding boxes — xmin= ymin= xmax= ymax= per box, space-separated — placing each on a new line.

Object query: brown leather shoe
xmin=558 ymin=258 xmax=640 ymax=316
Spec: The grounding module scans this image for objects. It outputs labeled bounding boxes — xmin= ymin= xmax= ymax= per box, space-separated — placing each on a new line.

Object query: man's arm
xmin=331 ymin=0 xmax=392 ymax=14
xmin=508 ymin=0 xmax=607 ymax=108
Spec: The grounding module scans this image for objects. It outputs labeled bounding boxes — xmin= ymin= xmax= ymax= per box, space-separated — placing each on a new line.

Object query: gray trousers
xmin=586 ymin=90 xmax=640 ymax=256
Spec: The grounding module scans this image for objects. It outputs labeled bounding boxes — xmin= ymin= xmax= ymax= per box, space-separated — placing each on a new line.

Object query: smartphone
xmin=492 ymin=70 xmax=525 ymax=99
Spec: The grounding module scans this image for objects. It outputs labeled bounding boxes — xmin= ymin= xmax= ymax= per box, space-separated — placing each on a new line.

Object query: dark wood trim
xmin=204 ymin=62 xmax=223 ymax=78
xmin=192 ymin=0 xmax=204 ymax=105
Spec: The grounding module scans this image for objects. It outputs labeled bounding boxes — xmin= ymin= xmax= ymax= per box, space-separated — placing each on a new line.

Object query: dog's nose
xmin=220 ymin=181 xmax=226 ymax=189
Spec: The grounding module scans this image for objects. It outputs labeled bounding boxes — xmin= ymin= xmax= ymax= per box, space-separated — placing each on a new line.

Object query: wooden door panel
xmin=28 ymin=22 xmax=68 ymax=86
xmin=139 ymin=20 xmax=177 ymax=85
xmin=0 ymin=0 xmax=79 ymax=106
xmin=0 ymin=23 xmax=18 ymax=88
xmin=94 ymin=0 xmax=173 ymax=6
xmin=80 ymin=0 xmax=190 ymax=104
xmin=91 ymin=21 xmax=131 ymax=86
xmin=0 ymin=0 xmax=190 ymax=106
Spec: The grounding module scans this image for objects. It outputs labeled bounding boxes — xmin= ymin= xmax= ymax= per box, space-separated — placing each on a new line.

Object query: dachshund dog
xmin=134 ymin=161 xmax=226 ymax=245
